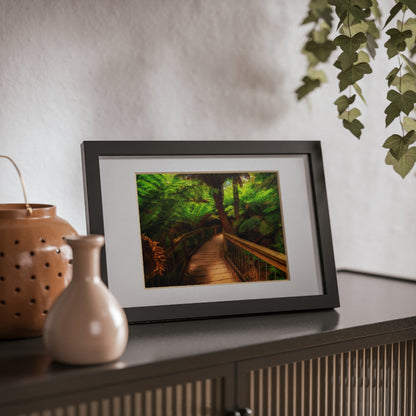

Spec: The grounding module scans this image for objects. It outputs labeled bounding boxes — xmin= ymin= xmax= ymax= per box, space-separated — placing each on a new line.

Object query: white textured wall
xmin=1 ymin=0 xmax=415 ymax=279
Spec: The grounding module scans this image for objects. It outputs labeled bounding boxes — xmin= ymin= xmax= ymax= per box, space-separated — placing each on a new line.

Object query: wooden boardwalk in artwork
xmin=185 ymin=234 xmax=240 ymax=285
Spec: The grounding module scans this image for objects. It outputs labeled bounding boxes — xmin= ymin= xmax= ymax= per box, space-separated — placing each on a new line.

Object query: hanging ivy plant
xmin=297 ymin=0 xmax=416 ymax=178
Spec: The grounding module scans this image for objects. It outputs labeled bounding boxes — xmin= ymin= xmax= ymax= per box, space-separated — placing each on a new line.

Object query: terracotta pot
xmin=43 ymin=235 xmax=129 ymax=365
xmin=0 ymin=204 xmax=77 ymax=338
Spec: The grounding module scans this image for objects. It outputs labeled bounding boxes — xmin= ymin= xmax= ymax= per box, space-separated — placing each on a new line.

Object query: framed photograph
xmin=81 ymin=140 xmax=339 ymax=323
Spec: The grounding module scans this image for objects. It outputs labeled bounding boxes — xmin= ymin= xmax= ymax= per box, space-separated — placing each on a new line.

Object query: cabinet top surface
xmin=1 ymin=271 xmax=415 ymax=394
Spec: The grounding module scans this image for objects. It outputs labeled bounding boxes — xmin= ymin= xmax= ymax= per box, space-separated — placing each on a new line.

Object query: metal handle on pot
xmin=0 ymin=155 xmax=33 ymax=216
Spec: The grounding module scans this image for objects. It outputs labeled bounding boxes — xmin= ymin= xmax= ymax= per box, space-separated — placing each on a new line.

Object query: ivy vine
xmin=297 ymin=0 xmax=416 ymax=178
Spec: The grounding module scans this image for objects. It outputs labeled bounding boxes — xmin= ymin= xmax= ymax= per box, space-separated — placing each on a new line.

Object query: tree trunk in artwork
xmin=212 ymin=190 xmax=235 ymax=235
xmin=233 ymin=176 xmax=240 ymax=220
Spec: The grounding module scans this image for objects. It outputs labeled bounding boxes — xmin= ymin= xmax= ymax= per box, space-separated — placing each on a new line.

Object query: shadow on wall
xmin=0 ymin=0 xmax=288 ymax=141
xmin=88 ymin=0 xmax=288 ymax=139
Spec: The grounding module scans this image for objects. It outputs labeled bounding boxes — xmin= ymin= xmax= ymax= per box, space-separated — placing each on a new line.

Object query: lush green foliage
xmin=297 ymin=0 xmax=416 ymax=178
xmin=137 ymin=172 xmax=285 ymax=251
xmin=137 ymin=173 xmax=215 ymax=244
xmin=223 ymin=173 xmax=286 ymax=253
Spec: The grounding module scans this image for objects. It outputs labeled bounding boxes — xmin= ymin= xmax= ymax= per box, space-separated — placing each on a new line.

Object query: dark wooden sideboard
xmin=0 ymin=270 xmax=415 ymax=416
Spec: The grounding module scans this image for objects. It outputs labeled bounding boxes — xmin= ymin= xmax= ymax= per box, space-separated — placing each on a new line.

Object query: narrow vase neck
xmin=66 ymin=235 xmax=105 ymax=281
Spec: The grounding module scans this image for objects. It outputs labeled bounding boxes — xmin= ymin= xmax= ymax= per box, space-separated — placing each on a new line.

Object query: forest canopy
xmin=136 ymin=171 xmax=286 ymax=253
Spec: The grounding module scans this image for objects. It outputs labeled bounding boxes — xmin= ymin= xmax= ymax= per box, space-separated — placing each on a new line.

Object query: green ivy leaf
xmin=302 ymin=12 xmax=317 ymax=25
xmin=305 ymin=40 xmax=337 ymax=62
xmin=340 ymin=20 xmax=368 ymax=36
xmin=404 ymin=130 xmax=415 ymax=143
xmin=334 ymin=94 xmax=356 ymax=114
xmin=386 ymin=67 xmax=400 ymax=86
xmin=387 ymin=89 xmax=416 ymax=114
xmin=385 ymin=150 xmax=397 ymax=166
xmin=349 ymin=9 xmax=370 ymax=22
xmin=400 ymin=53 xmax=416 ymax=76
xmin=312 ymin=27 xmax=331 ymax=43
xmin=393 ymin=147 xmax=416 ymax=178
xmin=403 ymin=116 xmax=416 ymax=132
xmin=401 ymin=18 xmax=416 ymax=49
xmin=383 ymin=134 xmax=406 ymax=159
xmin=338 ymin=62 xmax=372 ymax=91
xmin=349 ymin=4 xmax=372 ymax=21
xmin=353 ymin=82 xmax=367 ymax=104
xmin=343 ymin=118 xmax=364 ymax=138
xmin=334 ymin=32 xmax=367 ymax=54
xmin=296 ymin=76 xmax=321 ymax=100
xmin=329 ymin=0 xmax=371 ymax=21
xmin=366 ymin=32 xmax=378 ymax=59
xmin=384 ymin=28 xmax=413 ymax=59
xmin=385 ymin=149 xmax=416 ymax=178
xmin=385 ymin=102 xmax=401 ymax=126
xmin=339 ymin=107 xmax=362 ymax=121
xmin=307 ymin=69 xmax=328 ymax=83
xmin=402 ymin=0 xmax=416 ymax=15
xmin=392 ymin=72 xmax=416 ymax=92
xmin=321 ymin=7 xmax=334 ymax=27
xmin=383 ymin=2 xmax=403 ymax=29
xmin=366 ymin=19 xmax=380 ymax=39
xmin=302 ymin=0 xmax=334 ymax=26
xmin=357 ymin=50 xmax=370 ymax=63
xmin=371 ymin=0 xmax=382 ymax=22
xmin=335 ymin=51 xmax=358 ymax=71
xmin=303 ymin=49 xmax=320 ymax=67
xmin=384 ymin=89 xmax=416 ymax=126
xmin=335 ymin=51 xmax=369 ymax=71
xmin=337 ymin=10 xmax=348 ymax=30
xmin=354 ymin=0 xmax=372 ymax=9
xmin=382 ymin=131 xmax=416 ymax=160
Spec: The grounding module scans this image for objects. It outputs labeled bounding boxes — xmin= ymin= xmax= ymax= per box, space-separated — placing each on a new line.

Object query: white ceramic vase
xmin=43 ymin=235 xmax=128 ymax=365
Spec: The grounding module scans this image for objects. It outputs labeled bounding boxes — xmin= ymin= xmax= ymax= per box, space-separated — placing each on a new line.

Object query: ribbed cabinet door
xmin=237 ymin=339 xmax=416 ymax=416
xmin=4 ymin=364 xmax=235 ymax=416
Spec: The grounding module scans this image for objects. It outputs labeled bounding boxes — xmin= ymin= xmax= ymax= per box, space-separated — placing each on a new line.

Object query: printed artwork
xmin=136 ymin=172 xmax=289 ymax=288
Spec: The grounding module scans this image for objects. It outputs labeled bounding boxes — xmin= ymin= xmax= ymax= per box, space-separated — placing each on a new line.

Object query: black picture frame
xmin=81 ymin=140 xmax=339 ymax=323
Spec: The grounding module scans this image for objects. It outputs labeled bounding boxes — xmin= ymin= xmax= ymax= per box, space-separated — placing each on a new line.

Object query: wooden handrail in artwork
xmin=223 ymin=232 xmax=287 ymax=273
xmin=167 ymin=225 xmax=221 ymax=256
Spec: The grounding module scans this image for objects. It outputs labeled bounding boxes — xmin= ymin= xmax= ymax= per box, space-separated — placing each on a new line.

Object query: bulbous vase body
xmin=43 ymin=235 xmax=128 ymax=365
xmin=0 ymin=204 xmax=77 ymax=339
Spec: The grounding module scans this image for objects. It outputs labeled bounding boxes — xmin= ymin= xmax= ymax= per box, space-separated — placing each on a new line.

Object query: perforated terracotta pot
xmin=0 ymin=203 xmax=77 ymax=338
xmin=0 ymin=155 xmax=77 ymax=338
